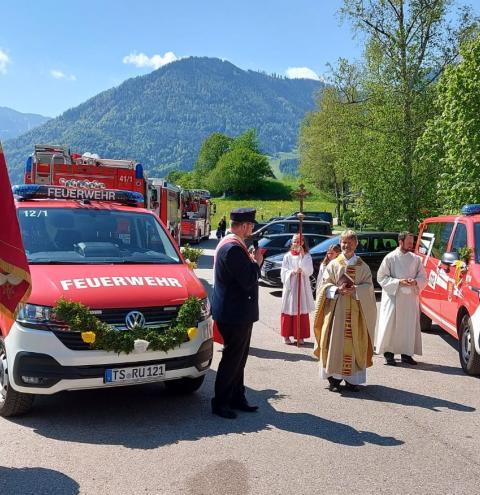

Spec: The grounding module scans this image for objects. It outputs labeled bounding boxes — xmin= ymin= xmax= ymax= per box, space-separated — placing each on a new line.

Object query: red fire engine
xmin=25 ymin=144 xmax=145 ymax=197
xmin=24 ymin=144 xmax=182 ymax=244
xmin=180 ymin=189 xmax=212 ymax=244
xmin=147 ymin=178 xmax=182 ymax=245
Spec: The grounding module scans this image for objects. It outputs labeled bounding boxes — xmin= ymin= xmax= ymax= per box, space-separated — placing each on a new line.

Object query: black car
xmin=251 ymin=219 xmax=332 ymax=242
xmin=260 ymin=231 xmax=399 ymax=291
xmin=290 ymin=211 xmax=334 ymax=226
xmin=257 ymin=233 xmax=330 ymax=260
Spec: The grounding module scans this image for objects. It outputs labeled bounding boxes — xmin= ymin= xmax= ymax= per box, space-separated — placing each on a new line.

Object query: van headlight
xmin=199 ymin=298 xmax=211 ymax=321
xmin=16 ymin=303 xmax=67 ymax=329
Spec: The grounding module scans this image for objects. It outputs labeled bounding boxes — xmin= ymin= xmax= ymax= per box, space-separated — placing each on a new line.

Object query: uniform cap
xmin=230 ymin=208 xmax=256 ymax=223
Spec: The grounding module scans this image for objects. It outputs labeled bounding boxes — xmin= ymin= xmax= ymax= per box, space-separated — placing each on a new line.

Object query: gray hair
xmin=340 ymin=229 xmax=358 ymax=242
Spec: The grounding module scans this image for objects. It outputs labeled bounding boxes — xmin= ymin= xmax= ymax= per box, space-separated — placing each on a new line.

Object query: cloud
xmin=50 ymin=69 xmax=76 ymax=81
xmin=285 ymin=67 xmax=322 ymax=81
xmin=122 ymin=51 xmax=178 ymax=70
xmin=0 ymin=49 xmax=11 ymax=74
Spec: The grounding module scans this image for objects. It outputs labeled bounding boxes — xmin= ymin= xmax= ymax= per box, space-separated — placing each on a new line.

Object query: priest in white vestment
xmin=375 ymin=232 xmax=427 ymax=366
xmin=314 ymin=230 xmax=377 ymax=392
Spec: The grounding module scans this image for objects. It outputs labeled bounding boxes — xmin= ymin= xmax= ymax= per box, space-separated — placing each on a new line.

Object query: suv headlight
xmin=199 ymin=298 xmax=211 ymax=321
xmin=16 ymin=303 xmax=67 ymax=330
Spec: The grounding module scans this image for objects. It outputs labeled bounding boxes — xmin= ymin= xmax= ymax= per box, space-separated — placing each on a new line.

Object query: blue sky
xmin=0 ymin=0 xmax=478 ymax=117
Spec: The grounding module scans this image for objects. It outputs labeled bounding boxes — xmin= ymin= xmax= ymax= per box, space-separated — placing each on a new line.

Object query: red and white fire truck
xmin=0 ymin=147 xmax=213 ymax=417
xmin=25 ymin=145 xmax=182 ymax=245
xmin=180 ymin=189 xmax=212 ymax=244
xmin=146 ymin=178 xmax=182 ymax=245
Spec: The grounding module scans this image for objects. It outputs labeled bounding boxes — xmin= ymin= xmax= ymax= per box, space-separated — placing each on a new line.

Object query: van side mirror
xmin=441 ymin=251 xmax=459 ymax=266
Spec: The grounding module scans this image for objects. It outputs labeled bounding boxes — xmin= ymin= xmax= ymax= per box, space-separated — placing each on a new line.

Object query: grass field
xmin=210 ymin=198 xmax=335 ymax=228
xmin=267 ymin=150 xmax=299 ymax=179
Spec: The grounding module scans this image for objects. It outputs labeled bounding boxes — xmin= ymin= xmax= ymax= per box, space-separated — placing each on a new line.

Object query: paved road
xmin=1 ymin=236 xmax=479 ymax=494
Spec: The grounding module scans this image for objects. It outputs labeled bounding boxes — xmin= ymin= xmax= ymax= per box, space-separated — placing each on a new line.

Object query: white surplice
xmin=280 ymin=252 xmax=315 ymax=315
xmin=375 ymin=248 xmax=427 ymax=356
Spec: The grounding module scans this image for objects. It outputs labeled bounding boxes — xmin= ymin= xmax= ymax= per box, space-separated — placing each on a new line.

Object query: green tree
xmin=231 ymin=128 xmax=261 ymax=154
xmin=194 ymin=132 xmax=233 ymax=177
xmin=330 ymin=0 xmax=476 ymax=229
xmin=299 ymin=88 xmax=351 ymax=221
xmin=417 ymin=35 xmax=480 ymax=212
xmin=207 ymin=148 xmax=273 ymax=196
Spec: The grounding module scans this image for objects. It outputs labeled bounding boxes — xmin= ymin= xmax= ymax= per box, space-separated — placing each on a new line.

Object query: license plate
xmin=104 ymin=364 xmax=166 ymax=384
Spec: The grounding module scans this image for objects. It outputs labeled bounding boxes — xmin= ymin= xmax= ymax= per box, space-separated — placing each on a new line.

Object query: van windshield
xmin=17 ymin=207 xmax=181 ymax=265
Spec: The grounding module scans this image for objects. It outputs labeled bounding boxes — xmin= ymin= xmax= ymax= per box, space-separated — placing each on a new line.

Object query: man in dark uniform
xmin=211 ymin=208 xmax=263 ymax=419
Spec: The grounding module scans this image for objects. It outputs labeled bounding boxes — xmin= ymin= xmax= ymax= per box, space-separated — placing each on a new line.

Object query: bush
xmin=180 ymin=244 xmax=204 ymax=264
xmin=342 ymin=210 xmax=356 ymax=228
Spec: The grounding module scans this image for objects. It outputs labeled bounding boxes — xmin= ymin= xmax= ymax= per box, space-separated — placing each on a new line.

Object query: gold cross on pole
xmin=292 ymin=183 xmax=311 ymax=215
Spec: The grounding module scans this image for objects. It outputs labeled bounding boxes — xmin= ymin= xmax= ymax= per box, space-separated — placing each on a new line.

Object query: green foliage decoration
xmin=458 ymin=247 xmax=473 ymax=265
xmin=180 ymin=244 xmax=204 ymax=264
xmin=53 ymin=296 xmax=202 ymax=355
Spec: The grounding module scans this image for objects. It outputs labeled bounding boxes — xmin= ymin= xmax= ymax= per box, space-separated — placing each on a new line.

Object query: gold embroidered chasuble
xmin=313 ymin=255 xmax=377 ymax=379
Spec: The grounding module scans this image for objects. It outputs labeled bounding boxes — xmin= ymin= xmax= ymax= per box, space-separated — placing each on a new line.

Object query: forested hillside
xmin=4 ymin=57 xmax=322 ymax=183
xmin=0 ymin=107 xmax=50 ymax=141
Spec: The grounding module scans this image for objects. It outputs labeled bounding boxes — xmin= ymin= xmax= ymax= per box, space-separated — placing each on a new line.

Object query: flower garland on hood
xmin=53 ymin=296 xmax=202 ymax=355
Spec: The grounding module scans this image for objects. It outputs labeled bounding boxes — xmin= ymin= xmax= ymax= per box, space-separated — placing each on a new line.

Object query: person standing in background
xmin=280 ymin=234 xmax=315 ymax=345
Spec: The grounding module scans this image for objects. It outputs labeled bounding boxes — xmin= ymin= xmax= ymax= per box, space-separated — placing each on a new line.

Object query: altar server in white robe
xmin=280 ymin=234 xmax=315 ymax=345
xmin=375 ymin=232 xmax=427 ymax=366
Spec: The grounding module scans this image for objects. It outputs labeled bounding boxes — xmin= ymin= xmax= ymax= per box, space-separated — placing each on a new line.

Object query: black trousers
xmin=213 ymin=322 xmax=253 ymax=407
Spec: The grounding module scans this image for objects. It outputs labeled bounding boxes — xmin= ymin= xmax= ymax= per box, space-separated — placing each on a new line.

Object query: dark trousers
xmin=213 ymin=322 xmax=253 ymax=407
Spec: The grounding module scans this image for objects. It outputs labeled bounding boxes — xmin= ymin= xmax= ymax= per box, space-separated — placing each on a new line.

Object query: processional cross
xmin=292 ymin=184 xmax=311 ymax=346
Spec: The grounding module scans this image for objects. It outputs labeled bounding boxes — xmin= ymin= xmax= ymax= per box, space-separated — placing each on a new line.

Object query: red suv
xmin=415 ymin=205 xmax=480 ymax=375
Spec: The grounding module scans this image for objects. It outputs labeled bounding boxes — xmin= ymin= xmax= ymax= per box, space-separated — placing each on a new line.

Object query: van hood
xmin=28 ymin=264 xmax=206 ymax=309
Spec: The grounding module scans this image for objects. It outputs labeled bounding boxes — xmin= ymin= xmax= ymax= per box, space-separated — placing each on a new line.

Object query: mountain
xmin=0 ymin=107 xmax=50 ymax=141
xmin=4 ymin=57 xmax=322 ymax=183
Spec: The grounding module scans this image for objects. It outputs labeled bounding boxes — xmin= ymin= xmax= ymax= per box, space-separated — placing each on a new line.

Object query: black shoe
xmin=327 ymin=377 xmax=342 ymax=392
xmin=384 ymin=352 xmax=396 ymax=366
xmin=401 ymin=355 xmax=418 ymax=365
xmin=230 ymin=400 xmax=259 ymax=412
xmin=211 ymin=401 xmax=237 ymax=419
xmin=343 ymin=382 xmax=360 ymax=392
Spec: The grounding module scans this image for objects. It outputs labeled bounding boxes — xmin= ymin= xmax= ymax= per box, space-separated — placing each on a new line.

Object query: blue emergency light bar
xmin=135 ymin=163 xmax=144 ymax=179
xmin=12 ymin=184 xmax=144 ymax=206
xmin=462 ymin=204 xmax=480 ymax=216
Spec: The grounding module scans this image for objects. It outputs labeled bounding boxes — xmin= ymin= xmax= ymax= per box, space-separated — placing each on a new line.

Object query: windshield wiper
xmin=28 ymin=260 xmax=77 ymax=265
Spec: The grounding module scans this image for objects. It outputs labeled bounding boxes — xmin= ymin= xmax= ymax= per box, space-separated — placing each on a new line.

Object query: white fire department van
xmin=0 ymin=178 xmax=213 ymax=417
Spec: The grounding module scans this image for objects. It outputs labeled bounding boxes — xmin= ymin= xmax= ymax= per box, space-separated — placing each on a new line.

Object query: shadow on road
xmin=249 ymin=346 xmax=317 ymax=363
xmin=13 ymin=371 xmax=403 ymax=450
xmin=398 ymin=361 xmax=465 ymax=376
xmin=345 ymin=384 xmax=476 ymax=412
xmin=0 ymin=466 xmax=79 ymax=495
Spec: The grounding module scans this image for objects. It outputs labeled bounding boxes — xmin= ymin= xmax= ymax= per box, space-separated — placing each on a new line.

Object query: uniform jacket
xmin=212 ymin=241 xmax=260 ymax=324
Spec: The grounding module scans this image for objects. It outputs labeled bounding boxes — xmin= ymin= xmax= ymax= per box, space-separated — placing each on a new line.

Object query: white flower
xmin=133 ymin=339 xmax=150 ymax=353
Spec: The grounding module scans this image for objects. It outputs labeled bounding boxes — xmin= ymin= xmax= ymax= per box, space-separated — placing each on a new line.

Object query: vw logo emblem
xmin=125 ymin=310 xmax=146 ymax=330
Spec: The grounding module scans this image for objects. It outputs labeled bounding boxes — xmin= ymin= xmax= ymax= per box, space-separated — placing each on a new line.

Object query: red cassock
xmin=0 ymin=142 xmax=32 ymax=335
xmin=280 ymin=313 xmax=310 ymax=339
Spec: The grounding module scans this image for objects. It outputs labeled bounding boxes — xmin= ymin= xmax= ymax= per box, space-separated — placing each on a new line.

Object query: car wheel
xmin=164 ymin=375 xmax=205 ymax=394
xmin=0 ymin=339 xmax=35 ymax=417
xmin=420 ymin=312 xmax=432 ymax=332
xmin=458 ymin=314 xmax=480 ymax=375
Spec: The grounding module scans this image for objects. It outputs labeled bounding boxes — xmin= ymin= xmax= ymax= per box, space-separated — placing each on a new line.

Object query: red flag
xmin=0 ymin=141 xmax=31 ymax=335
